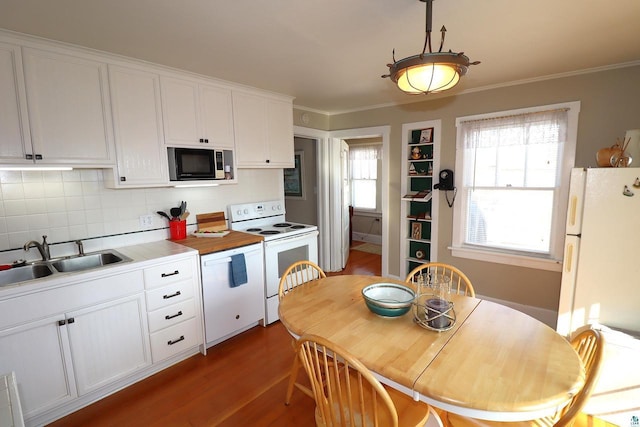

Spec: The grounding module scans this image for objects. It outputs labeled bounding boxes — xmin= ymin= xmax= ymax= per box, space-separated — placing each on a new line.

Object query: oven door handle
xmin=264 ymin=230 xmax=318 ymax=248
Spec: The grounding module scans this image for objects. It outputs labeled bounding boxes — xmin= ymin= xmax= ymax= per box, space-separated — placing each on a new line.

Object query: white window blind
xmin=350 ymin=144 xmax=381 ymax=210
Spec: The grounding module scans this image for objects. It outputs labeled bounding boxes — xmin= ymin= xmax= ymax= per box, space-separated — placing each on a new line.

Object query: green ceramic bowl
xmin=362 ymin=283 xmax=415 ymax=317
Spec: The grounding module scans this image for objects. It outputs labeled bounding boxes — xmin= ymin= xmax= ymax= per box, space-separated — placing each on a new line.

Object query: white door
xmin=67 ymin=294 xmax=151 ymax=395
xmin=0 ymin=315 xmax=77 ymax=418
xmin=22 ymin=47 xmax=115 ymax=165
xmin=341 ymin=141 xmax=350 ymax=269
xmin=0 ymin=41 xmax=32 ymax=164
xmin=108 ymin=65 xmax=168 ymax=186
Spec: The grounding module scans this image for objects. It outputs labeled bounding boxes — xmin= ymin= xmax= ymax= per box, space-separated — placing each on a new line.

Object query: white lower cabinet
xmin=0 ymin=314 xmax=77 ymax=419
xmin=143 ymin=256 xmax=203 ymax=363
xmin=0 ymin=271 xmax=149 ymax=420
xmin=66 ymin=294 xmax=151 ymax=395
xmin=0 ymin=250 xmax=204 ymax=426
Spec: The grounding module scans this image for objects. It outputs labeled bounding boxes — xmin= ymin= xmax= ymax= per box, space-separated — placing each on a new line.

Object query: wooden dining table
xmin=278 ymin=274 xmax=585 ymax=422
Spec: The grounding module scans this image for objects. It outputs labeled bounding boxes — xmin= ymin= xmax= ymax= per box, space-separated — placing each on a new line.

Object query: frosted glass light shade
xmin=386 ymin=52 xmax=471 ymax=95
xmin=396 ymin=63 xmax=461 ymax=94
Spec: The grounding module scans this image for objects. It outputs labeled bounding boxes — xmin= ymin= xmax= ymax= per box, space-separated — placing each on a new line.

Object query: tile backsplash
xmin=0 ymin=168 xmax=283 ymax=262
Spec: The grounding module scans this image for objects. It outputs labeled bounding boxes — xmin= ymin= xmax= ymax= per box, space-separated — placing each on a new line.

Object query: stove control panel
xmin=228 ymin=200 xmax=285 ymax=222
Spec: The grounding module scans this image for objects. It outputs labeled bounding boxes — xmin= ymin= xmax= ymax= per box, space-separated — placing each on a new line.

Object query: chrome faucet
xmin=23 ymin=235 xmax=51 ymax=261
xmin=75 ymin=240 xmax=85 ymax=256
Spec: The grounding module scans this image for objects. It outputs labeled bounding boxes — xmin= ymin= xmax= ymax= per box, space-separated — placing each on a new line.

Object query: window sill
xmin=450 ymin=246 xmax=563 ymax=272
xmin=352 ymin=210 xmax=381 ymax=218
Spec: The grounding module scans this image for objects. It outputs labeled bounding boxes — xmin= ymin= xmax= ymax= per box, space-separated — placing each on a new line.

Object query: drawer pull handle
xmin=165 ymin=311 xmax=183 ymax=320
xmin=163 ymin=290 xmax=181 ymax=299
xmin=161 ymin=270 xmax=180 ymax=278
xmin=168 ymin=335 xmax=185 ymax=346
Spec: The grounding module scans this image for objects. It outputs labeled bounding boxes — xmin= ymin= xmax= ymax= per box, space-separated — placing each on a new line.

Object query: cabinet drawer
xmin=149 ymin=317 xmax=200 ymax=363
xmin=143 ymin=258 xmax=194 ymax=289
xmin=145 ymin=280 xmax=194 ymax=311
xmin=147 ymin=298 xmax=196 ymax=333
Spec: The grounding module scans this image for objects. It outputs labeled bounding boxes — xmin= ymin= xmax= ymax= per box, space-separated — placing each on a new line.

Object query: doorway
xmin=291 ymin=125 xmax=390 ymax=276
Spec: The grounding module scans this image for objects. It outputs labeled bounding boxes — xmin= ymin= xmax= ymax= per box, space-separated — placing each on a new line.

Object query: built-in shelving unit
xmin=400 ymin=120 xmax=441 ymax=279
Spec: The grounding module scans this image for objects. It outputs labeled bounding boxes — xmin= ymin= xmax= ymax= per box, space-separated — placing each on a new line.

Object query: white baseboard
xmin=477 ymin=294 xmax=558 ymax=328
xmin=352 ymin=233 xmax=382 ymax=245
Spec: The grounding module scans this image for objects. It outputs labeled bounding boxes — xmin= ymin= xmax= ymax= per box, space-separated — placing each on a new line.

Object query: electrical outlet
xmin=139 ymin=215 xmax=153 ymax=229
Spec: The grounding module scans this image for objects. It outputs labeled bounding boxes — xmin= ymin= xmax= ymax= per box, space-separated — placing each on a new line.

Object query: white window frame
xmin=349 ymin=143 xmax=382 ymax=213
xmin=452 ymin=101 xmax=580 ymax=272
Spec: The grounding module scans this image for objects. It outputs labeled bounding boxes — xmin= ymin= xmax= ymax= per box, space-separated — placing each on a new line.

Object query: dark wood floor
xmin=49 ymin=243 xmax=381 ymax=427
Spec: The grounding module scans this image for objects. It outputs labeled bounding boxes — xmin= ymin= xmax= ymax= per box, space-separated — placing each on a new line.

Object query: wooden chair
xmin=296 ymin=334 xmax=443 ymax=427
xmin=278 ymin=260 xmax=326 ymax=301
xmin=405 ymin=262 xmax=475 ymax=297
xmin=444 ymin=327 xmax=604 ymax=427
xmin=279 ymin=260 xmax=327 ymax=405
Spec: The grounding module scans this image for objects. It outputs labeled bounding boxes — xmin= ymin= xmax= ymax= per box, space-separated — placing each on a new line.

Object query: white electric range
xmin=228 ymin=201 xmax=319 ymax=324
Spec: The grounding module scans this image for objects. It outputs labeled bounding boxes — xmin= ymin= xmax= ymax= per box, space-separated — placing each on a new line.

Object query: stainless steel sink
xmin=0 ymin=263 xmax=55 ymax=287
xmin=0 ymin=249 xmax=133 ymax=288
xmin=51 ymin=250 xmax=132 ymax=273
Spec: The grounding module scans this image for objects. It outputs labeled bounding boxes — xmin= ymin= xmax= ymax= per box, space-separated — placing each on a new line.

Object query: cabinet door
xmin=22 ymin=47 xmax=115 ymax=165
xmin=0 ymin=315 xmax=77 ymax=419
xmin=0 ymin=41 xmax=32 ymax=164
xmin=233 ymin=91 xmax=269 ymax=167
xmin=108 ymin=65 xmax=168 ymax=186
xmin=200 ymin=83 xmax=235 ymax=149
xmin=160 ymin=77 xmax=202 ymax=147
xmin=67 ymin=294 xmax=151 ymax=395
xmin=233 ymin=91 xmax=293 ymax=168
xmin=265 ymin=97 xmax=294 ymax=167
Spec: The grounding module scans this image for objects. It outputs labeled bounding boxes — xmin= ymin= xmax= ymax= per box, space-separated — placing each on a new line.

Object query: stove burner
xmin=290 ymin=225 xmax=306 ymax=229
xmin=246 ymin=228 xmax=262 ymax=232
xmin=260 ymin=230 xmax=281 ymax=235
xmin=273 ymin=223 xmax=292 ymax=228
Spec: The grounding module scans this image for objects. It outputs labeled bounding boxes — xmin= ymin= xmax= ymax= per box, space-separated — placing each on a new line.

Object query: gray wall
xmin=284 ymin=137 xmax=318 ymax=226
xmin=294 ymin=64 xmax=640 ymax=312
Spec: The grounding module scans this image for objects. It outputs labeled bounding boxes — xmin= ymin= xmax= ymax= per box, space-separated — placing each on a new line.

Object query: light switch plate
xmin=139 ymin=215 xmax=153 ymax=229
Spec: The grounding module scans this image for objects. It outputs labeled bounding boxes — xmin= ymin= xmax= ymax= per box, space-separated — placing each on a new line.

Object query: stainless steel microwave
xmin=168 ymin=147 xmax=225 ymax=181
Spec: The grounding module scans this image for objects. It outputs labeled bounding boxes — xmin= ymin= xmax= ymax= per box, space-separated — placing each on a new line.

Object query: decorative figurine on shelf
xmin=411 ymin=146 xmax=421 ymax=159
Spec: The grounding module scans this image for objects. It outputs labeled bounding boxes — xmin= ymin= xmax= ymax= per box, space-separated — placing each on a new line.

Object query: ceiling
xmin=1 ymin=0 xmax=639 ymax=114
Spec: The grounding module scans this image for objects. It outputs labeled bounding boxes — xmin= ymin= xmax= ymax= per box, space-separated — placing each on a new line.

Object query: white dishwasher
xmin=200 ymin=243 xmax=265 ymax=348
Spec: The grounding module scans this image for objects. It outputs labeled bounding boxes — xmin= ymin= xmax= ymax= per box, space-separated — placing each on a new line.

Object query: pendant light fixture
xmin=382 ymin=0 xmax=479 ymax=94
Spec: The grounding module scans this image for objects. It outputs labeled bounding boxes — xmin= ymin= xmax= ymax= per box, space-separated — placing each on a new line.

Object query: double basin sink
xmin=0 ymin=250 xmax=132 ymax=288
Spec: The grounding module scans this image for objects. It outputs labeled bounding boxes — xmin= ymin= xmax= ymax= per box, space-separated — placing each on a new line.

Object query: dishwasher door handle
xmin=203 ymin=257 xmax=232 ymax=267
xmin=202 ymin=247 xmax=261 ymax=267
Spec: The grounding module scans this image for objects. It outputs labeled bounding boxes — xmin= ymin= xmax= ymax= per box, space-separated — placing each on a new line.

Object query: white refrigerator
xmin=557 ymin=167 xmax=640 ymax=425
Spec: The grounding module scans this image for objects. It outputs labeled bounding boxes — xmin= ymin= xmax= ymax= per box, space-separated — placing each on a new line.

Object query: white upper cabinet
xmin=0 ymin=41 xmax=32 ymax=164
xmin=105 ymin=65 xmax=169 ymax=188
xmin=21 ymin=47 xmax=115 ymax=166
xmin=160 ymin=76 xmax=235 ymax=149
xmin=232 ymin=91 xmax=294 ymax=168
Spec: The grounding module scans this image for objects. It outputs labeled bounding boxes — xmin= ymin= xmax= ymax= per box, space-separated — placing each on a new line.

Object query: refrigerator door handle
xmin=568 ymin=195 xmax=579 ymax=228
xmin=564 ymin=243 xmax=574 ymax=273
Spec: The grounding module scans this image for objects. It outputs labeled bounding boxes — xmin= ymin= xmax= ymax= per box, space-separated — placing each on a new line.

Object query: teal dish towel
xmin=230 ymin=253 xmax=248 ymax=287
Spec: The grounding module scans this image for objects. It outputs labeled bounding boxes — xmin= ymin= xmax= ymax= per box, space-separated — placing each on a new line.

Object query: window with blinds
xmin=452 ymin=102 xmax=580 ymax=270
